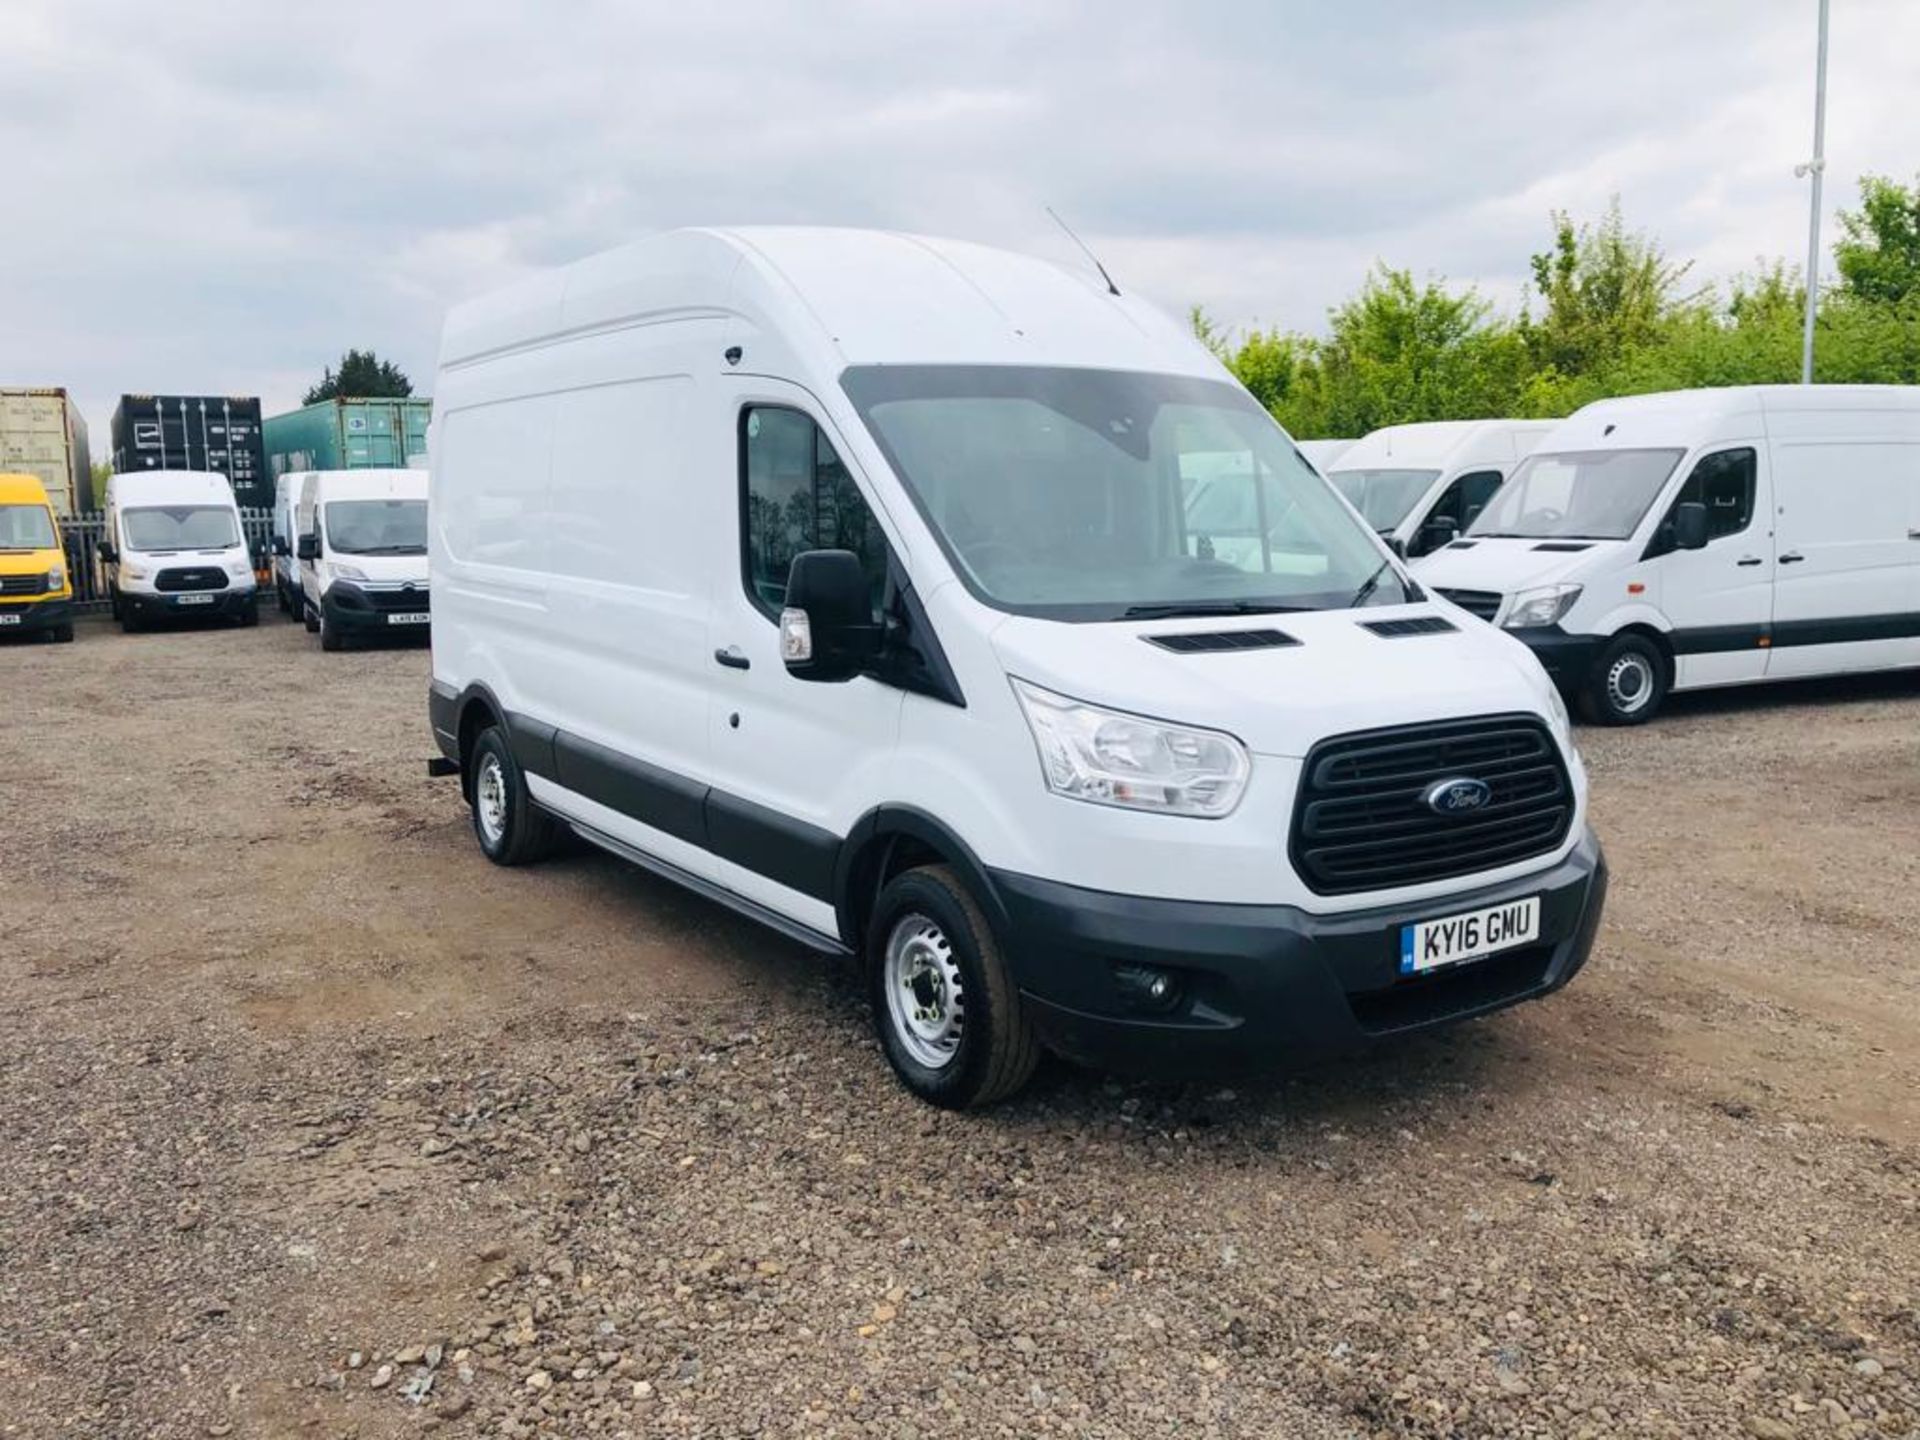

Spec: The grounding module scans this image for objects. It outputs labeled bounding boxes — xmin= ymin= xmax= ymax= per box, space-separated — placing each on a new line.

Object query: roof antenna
xmin=1046 ymin=206 xmax=1121 ymax=296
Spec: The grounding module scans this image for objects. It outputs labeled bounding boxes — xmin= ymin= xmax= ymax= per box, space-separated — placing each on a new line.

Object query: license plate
xmin=1400 ymin=895 xmax=1540 ymax=975
xmin=174 ymin=593 xmax=215 ymax=606
xmin=386 ymin=611 xmax=430 ymax=625
xmin=0 ymin=613 xmax=19 ymax=626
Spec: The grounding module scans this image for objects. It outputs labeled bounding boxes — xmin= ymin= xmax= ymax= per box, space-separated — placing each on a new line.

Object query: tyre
xmin=867 ymin=864 xmax=1041 ymax=1109
xmin=468 ymin=724 xmax=566 ymax=866
xmin=275 ymin=583 xmax=290 ymax=615
xmin=1579 ymin=632 xmax=1668 ymax=725
xmin=303 ymin=604 xmax=320 ymax=635
xmin=50 ymin=623 xmax=75 ymax=644
xmin=239 ymin=597 xmax=260 ymax=628
xmin=319 ymin=610 xmax=343 ymax=650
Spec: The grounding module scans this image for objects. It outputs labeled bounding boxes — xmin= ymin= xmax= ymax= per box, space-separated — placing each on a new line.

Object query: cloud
xmin=1 ymin=0 xmax=1915 ymax=444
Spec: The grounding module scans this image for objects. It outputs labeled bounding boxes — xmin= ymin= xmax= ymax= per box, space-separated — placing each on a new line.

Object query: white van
xmin=428 ymin=227 xmax=1606 ymax=1107
xmin=1295 ymin=438 xmax=1356 ymax=474
xmin=1415 ymin=385 xmax=1920 ymax=724
xmin=270 ymin=471 xmax=306 ymax=614
xmin=99 ymin=469 xmax=258 ymax=631
xmin=295 ymin=468 xmax=430 ymax=650
xmin=1327 ymin=420 xmax=1555 ymax=559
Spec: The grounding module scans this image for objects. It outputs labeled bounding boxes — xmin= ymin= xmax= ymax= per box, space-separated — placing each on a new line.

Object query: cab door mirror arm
xmin=779 ymin=550 xmax=882 ymax=683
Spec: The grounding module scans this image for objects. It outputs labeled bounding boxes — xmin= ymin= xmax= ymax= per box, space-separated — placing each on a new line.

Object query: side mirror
xmin=1416 ymin=515 xmax=1459 ymax=556
xmin=271 ymin=536 xmax=289 ymax=557
xmin=1673 ymin=501 xmax=1709 ymax=551
xmin=779 ymin=550 xmax=880 ymax=683
xmin=296 ymin=533 xmax=318 ymax=561
xmin=97 ymin=540 xmax=117 ymax=564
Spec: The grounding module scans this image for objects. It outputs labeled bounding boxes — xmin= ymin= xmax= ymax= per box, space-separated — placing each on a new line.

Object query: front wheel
xmin=867 ymin=865 xmax=1040 ymax=1109
xmin=49 ymin=623 xmax=75 ymax=644
xmin=468 ymin=725 xmax=566 ymax=866
xmin=1579 ymin=633 xmax=1668 ymax=725
xmin=238 ymin=597 xmax=259 ymax=628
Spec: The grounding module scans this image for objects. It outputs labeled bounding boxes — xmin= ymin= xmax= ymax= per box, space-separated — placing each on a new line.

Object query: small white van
xmin=99 ymin=469 xmax=258 ymax=631
xmin=1295 ymin=438 xmax=1356 ymax=474
xmin=1327 ymin=420 xmax=1555 ymax=559
xmin=270 ymin=471 xmax=305 ymax=615
xmin=429 ymin=228 xmax=1606 ymax=1107
xmin=295 ymin=468 xmax=431 ymax=650
xmin=1415 ymin=386 xmax=1920 ymax=724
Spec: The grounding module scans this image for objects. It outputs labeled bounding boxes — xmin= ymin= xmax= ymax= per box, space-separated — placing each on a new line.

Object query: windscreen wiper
xmin=1347 ymin=560 xmax=1397 ymax=609
xmin=1121 ymin=600 xmax=1306 ymax=619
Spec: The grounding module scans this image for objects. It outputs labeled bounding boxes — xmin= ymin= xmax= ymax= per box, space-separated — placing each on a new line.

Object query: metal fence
xmin=58 ymin=509 xmax=276 ymax=614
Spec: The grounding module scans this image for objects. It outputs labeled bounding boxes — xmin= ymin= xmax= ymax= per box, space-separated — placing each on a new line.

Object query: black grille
xmin=1360 ymin=616 xmax=1458 ymax=638
xmin=1435 ymin=587 xmax=1501 ymax=622
xmin=0 ymin=573 xmax=48 ymax=597
xmin=155 ymin=567 xmax=228 ymax=593
xmin=1291 ymin=714 xmax=1573 ymax=895
xmin=1145 ymin=628 xmax=1296 ymax=654
xmin=359 ymin=586 xmax=430 ymax=613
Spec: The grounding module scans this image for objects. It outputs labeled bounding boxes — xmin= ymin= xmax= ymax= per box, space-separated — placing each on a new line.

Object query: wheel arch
xmin=453 ymin=682 xmax=510 ymax=801
xmin=833 ymin=806 xmax=1010 ymax=955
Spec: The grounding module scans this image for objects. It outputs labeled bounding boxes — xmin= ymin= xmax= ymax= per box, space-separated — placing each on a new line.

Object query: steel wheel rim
xmin=476 ymin=754 xmax=508 ymax=845
xmin=884 ymin=914 xmax=965 ymax=1070
xmin=1607 ymin=652 xmax=1655 ymax=714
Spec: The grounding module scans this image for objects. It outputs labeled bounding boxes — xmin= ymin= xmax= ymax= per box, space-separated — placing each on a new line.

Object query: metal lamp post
xmin=1794 ymin=0 xmax=1831 ymax=384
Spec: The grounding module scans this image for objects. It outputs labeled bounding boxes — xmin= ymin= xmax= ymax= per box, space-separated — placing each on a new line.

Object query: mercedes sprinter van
xmin=0 ymin=472 xmax=75 ymax=642
xmin=1295 ymin=438 xmax=1356 ymax=474
xmin=429 ymin=228 xmax=1606 ymax=1107
xmin=99 ymin=469 xmax=257 ymax=630
xmin=295 ymin=468 xmax=430 ymax=649
xmin=1327 ymin=420 xmax=1555 ymax=559
xmin=1415 ymin=386 xmax=1920 ymax=724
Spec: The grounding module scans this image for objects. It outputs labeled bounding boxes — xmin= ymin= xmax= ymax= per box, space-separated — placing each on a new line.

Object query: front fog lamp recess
xmin=1011 ymin=679 xmax=1251 ymax=817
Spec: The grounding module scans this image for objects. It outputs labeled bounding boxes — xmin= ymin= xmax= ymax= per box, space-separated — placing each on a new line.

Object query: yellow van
xmin=0 ymin=472 xmax=75 ymax=642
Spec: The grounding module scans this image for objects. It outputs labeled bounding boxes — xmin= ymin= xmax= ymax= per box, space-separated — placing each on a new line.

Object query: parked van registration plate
xmin=0 ymin=613 xmax=19 ymax=625
xmin=1400 ymin=896 xmax=1539 ymax=975
xmin=386 ymin=612 xmax=430 ymax=625
xmin=174 ymin=594 xmax=214 ymax=606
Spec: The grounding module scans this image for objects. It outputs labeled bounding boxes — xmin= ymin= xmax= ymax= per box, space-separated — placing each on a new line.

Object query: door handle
xmin=1909 ymin=529 xmax=1920 ymax=540
xmin=1777 ymin=551 xmax=1806 ymax=564
xmin=713 ymin=646 xmax=750 ymax=670
xmin=1735 ymin=555 xmax=1764 ymax=567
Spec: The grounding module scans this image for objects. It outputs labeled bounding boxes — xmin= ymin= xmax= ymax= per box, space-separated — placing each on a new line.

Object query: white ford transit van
xmin=295 ymin=468 xmax=431 ymax=650
xmin=428 ymin=228 xmax=1606 ymax=1107
xmin=1327 ymin=420 xmax=1555 ymax=559
xmin=1415 ymin=386 xmax=1920 ymax=724
xmin=99 ymin=469 xmax=258 ymax=630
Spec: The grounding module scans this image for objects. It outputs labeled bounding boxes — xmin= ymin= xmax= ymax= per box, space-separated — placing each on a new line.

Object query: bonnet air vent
xmin=1531 ymin=542 xmax=1593 ymax=553
xmin=1446 ymin=539 xmax=1478 ymax=550
xmin=1145 ymin=628 xmax=1300 ymax=654
xmin=1360 ymin=616 xmax=1458 ymax=638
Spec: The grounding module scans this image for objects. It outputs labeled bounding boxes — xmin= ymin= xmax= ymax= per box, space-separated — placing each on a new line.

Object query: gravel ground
xmin=1 ymin=613 xmax=1916 ymax=1439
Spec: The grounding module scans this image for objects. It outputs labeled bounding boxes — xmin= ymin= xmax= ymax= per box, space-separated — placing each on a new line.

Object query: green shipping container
xmin=263 ymin=397 xmax=431 ymax=476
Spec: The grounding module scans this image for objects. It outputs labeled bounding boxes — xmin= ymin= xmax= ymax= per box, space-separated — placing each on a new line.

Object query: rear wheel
xmin=468 ymin=725 xmax=565 ymax=866
xmin=1579 ymin=633 xmax=1667 ymax=725
xmin=867 ymin=864 xmax=1040 ymax=1109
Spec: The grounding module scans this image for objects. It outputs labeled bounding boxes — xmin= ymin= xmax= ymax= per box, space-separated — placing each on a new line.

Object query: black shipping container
xmin=109 ymin=394 xmax=270 ymax=509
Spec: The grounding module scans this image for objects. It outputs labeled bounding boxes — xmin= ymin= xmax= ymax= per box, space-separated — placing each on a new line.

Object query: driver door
xmin=1649 ymin=447 xmax=1772 ymax=688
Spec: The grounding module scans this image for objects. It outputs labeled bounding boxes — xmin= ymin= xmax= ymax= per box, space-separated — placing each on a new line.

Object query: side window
xmin=1650 ymin=448 xmax=1756 ymax=556
xmin=741 ymin=406 xmax=887 ymax=617
xmin=1416 ymin=469 xmax=1505 ymax=553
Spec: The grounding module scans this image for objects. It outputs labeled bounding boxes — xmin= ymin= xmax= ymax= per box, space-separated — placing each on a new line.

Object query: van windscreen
xmin=325 ymin=499 xmax=428 ymax=555
xmin=1328 ymin=469 xmax=1441 ymax=532
xmin=122 ymin=505 xmax=240 ymax=552
xmin=1469 ymin=449 xmax=1684 ymax=541
xmin=841 ymin=366 xmax=1403 ymax=620
xmin=0 ymin=504 xmax=57 ymax=550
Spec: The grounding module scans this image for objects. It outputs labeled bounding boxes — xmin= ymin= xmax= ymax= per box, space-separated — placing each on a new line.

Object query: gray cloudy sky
xmin=4 ymin=0 xmax=1917 ymax=444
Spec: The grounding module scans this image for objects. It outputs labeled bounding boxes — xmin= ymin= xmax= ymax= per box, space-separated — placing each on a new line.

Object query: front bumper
xmin=0 ymin=596 xmax=73 ymax=632
xmin=322 ymin=583 xmax=431 ymax=635
xmin=991 ymin=826 xmax=1607 ymax=1076
xmin=1508 ymin=627 xmax=1604 ymax=692
xmin=123 ymin=587 xmax=256 ymax=620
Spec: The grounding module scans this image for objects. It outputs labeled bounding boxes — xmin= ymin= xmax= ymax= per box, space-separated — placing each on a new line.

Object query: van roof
xmin=0 ymin=472 xmax=54 ymax=505
xmin=108 ymin=470 xmax=238 ymax=505
xmin=304 ymin=468 xmax=427 ymax=501
xmin=1329 ymin=419 xmax=1557 ymax=471
xmin=1542 ymin=384 xmax=1920 ymax=452
xmin=439 ymin=226 xmax=1216 ymax=381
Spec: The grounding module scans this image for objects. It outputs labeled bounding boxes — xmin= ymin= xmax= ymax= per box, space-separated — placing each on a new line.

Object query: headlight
xmin=1011 ymin=679 xmax=1250 ymax=818
xmin=1503 ymin=583 xmax=1583 ymax=630
xmin=46 ymin=566 xmax=65 ymax=591
xmin=120 ymin=562 xmax=148 ymax=581
xmin=226 ymin=559 xmax=253 ymax=578
xmin=332 ymin=564 xmax=368 ymax=582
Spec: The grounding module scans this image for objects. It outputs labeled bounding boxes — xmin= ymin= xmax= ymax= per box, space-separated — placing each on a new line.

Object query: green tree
xmin=303 ymin=349 xmax=414 ymax=404
xmin=1833 ymin=173 xmax=1920 ymax=304
xmin=1522 ymin=199 xmax=1695 ymax=379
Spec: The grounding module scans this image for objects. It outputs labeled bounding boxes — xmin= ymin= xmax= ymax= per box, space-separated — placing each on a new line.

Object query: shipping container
xmin=110 ymin=394 xmax=270 ymax=509
xmin=264 ymin=396 xmax=431 ymax=477
xmin=0 ymin=387 xmax=94 ymax=514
